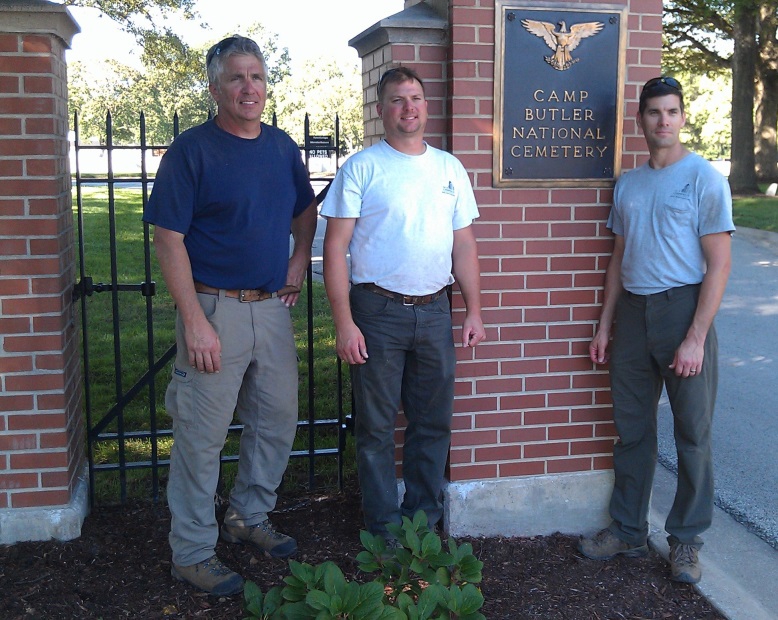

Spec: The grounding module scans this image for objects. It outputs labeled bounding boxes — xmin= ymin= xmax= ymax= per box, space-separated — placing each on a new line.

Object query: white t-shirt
xmin=608 ymin=153 xmax=735 ymax=295
xmin=321 ymin=139 xmax=479 ymax=296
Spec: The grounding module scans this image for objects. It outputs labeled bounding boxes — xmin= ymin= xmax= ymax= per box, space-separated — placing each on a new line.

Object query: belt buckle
xmin=239 ymin=289 xmax=253 ymax=302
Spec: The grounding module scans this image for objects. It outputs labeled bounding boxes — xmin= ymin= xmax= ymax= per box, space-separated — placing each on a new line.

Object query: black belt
xmin=357 ymin=283 xmax=445 ymax=306
xmin=625 ymin=283 xmax=700 ymax=301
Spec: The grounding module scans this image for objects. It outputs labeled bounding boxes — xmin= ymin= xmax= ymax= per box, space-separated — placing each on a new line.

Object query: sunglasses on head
xmin=642 ymin=76 xmax=683 ymax=94
xmin=206 ymin=36 xmax=239 ymax=67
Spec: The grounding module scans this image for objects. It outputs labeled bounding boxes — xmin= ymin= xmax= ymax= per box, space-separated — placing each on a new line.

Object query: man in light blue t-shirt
xmin=321 ymin=66 xmax=486 ymax=539
xmin=579 ymin=77 xmax=734 ymax=585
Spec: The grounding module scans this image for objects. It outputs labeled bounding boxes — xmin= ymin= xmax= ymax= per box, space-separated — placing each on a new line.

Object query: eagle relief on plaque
xmin=493 ymin=1 xmax=627 ymax=187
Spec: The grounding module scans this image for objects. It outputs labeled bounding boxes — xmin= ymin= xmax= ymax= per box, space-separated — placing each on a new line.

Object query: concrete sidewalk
xmin=650 ymin=464 xmax=778 ymax=619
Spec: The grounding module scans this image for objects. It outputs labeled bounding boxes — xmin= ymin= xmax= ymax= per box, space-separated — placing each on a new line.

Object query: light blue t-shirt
xmin=608 ymin=153 xmax=735 ymax=295
xmin=321 ymin=140 xmax=479 ymax=296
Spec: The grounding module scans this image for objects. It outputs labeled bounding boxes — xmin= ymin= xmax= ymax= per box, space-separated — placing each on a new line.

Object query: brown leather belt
xmin=357 ymin=282 xmax=445 ymax=306
xmin=194 ymin=282 xmax=276 ymax=302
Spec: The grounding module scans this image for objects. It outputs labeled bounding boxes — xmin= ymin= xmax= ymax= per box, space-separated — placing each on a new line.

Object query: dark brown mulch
xmin=0 ymin=486 xmax=725 ymax=619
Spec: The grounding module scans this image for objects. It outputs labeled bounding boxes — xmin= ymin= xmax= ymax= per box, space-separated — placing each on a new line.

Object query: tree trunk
xmin=729 ymin=0 xmax=760 ymax=194
xmin=754 ymin=4 xmax=778 ymax=183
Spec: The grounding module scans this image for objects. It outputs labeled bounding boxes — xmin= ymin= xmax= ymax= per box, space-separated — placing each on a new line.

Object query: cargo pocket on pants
xmin=165 ymin=364 xmax=197 ymax=429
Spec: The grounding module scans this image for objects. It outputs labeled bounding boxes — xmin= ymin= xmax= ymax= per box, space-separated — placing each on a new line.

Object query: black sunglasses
xmin=206 ymin=36 xmax=239 ymax=68
xmin=642 ymin=76 xmax=683 ymax=94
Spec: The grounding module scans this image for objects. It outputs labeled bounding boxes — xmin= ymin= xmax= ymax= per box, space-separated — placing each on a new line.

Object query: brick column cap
xmin=0 ymin=0 xmax=81 ymax=49
xmin=349 ymin=1 xmax=447 ymax=57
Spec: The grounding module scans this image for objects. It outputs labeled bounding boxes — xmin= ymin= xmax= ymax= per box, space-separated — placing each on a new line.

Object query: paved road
xmin=657 ymin=227 xmax=778 ymax=548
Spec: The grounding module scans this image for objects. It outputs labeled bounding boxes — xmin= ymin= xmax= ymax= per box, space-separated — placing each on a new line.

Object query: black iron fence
xmin=71 ymin=110 xmax=351 ymax=506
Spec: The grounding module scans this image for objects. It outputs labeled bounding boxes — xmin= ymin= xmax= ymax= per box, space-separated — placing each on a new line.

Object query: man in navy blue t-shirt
xmin=143 ymin=35 xmax=316 ymax=596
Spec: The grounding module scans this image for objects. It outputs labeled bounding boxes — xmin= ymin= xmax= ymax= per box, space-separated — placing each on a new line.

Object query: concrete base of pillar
xmin=444 ymin=471 xmax=614 ymax=537
xmin=0 ymin=465 xmax=90 ymax=544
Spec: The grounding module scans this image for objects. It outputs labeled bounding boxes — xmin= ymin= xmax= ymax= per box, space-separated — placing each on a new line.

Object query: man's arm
xmin=452 ymin=225 xmax=486 ymax=347
xmin=153 ymin=225 xmax=221 ymax=373
xmin=282 ymin=199 xmax=318 ymax=307
xmin=589 ymin=234 xmax=625 ymax=365
xmin=669 ymin=231 xmax=732 ymax=376
xmin=322 ymin=217 xmax=368 ymax=364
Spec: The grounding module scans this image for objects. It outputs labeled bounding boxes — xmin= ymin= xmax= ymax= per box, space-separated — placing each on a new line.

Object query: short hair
xmin=206 ymin=35 xmax=267 ymax=86
xmin=377 ymin=66 xmax=425 ymax=102
xmin=639 ymin=76 xmax=685 ymax=115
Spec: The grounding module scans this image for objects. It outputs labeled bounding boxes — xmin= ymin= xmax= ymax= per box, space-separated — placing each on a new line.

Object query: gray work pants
xmin=608 ymin=284 xmax=717 ymax=548
xmin=349 ymin=285 xmax=456 ymax=536
xmin=166 ymin=291 xmax=299 ymax=566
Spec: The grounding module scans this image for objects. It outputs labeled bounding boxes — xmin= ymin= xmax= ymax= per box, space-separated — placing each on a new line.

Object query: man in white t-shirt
xmin=321 ymin=66 xmax=485 ymax=538
xmin=578 ymin=77 xmax=734 ymax=584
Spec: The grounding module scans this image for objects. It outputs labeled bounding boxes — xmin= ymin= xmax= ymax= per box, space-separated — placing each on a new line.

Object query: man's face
xmin=637 ymin=93 xmax=686 ymax=150
xmin=376 ymin=78 xmax=428 ymax=140
xmin=208 ymin=53 xmax=267 ymax=132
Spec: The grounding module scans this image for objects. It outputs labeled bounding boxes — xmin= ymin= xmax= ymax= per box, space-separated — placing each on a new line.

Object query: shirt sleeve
xmin=320 ymin=161 xmax=363 ymax=219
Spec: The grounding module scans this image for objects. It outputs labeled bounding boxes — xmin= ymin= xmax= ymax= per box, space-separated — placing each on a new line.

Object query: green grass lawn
xmin=732 ymin=191 xmax=778 ymax=233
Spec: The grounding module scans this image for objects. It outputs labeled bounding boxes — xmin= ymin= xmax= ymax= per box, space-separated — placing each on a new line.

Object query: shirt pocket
xmin=659 ymin=197 xmax=695 ymax=237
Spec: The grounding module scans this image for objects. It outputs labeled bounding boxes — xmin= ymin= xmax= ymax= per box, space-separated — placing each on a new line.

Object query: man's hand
xmin=461 ymin=315 xmax=486 ymax=347
xmin=589 ymin=328 xmax=611 ymax=365
xmin=335 ymin=320 xmax=368 ymax=365
xmin=185 ymin=314 xmax=222 ymax=373
xmin=669 ymin=336 xmax=704 ymax=378
xmin=284 ymin=199 xmax=318 ymax=307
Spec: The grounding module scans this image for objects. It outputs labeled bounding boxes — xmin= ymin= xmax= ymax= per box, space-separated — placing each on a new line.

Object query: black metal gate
xmin=72 ymin=110 xmax=351 ymax=506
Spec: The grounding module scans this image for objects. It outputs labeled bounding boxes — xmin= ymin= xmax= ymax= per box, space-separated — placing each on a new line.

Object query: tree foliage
xmin=677 ymin=72 xmax=732 ymax=160
xmin=62 ymin=0 xmax=198 ymax=50
xmin=68 ymin=23 xmax=363 ymax=155
xmin=273 ymin=57 xmax=364 ymax=155
xmin=663 ymin=0 xmax=778 ymax=188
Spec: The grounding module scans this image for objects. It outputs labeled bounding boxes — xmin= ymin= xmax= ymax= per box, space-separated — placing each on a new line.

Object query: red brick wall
xmin=364 ymin=0 xmax=662 ymax=482
xmin=0 ymin=29 xmax=83 ymax=510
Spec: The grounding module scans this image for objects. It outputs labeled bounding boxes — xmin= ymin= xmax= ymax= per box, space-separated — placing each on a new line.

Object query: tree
xmin=272 ymin=57 xmax=363 ymax=155
xmin=730 ymin=0 xmax=759 ymax=193
xmin=67 ymin=22 xmax=292 ymax=145
xmin=676 ymin=73 xmax=732 ymax=159
xmin=62 ymin=0 xmax=197 ymax=54
xmin=755 ymin=5 xmax=778 ymax=180
xmin=664 ymin=0 xmax=778 ymax=189
xmin=67 ymin=26 xmax=365 ymax=154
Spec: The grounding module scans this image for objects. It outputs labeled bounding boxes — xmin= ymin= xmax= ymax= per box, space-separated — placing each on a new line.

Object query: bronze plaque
xmin=493 ymin=1 xmax=627 ymax=187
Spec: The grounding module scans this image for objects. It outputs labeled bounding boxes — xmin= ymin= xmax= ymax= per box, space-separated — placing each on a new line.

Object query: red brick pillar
xmin=350 ymin=0 xmax=661 ymax=537
xmin=0 ymin=1 xmax=85 ymax=543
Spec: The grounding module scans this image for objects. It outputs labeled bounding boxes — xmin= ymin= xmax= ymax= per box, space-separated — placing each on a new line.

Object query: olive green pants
xmin=607 ymin=284 xmax=717 ymax=548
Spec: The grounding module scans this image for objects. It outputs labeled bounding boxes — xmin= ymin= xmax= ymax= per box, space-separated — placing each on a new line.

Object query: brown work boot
xmin=221 ymin=518 xmax=298 ymax=558
xmin=171 ymin=555 xmax=244 ymax=596
xmin=578 ymin=528 xmax=649 ymax=560
xmin=669 ymin=542 xmax=702 ymax=583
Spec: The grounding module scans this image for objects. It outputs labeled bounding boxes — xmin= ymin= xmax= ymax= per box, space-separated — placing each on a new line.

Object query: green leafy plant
xmin=243 ymin=510 xmax=485 ymax=620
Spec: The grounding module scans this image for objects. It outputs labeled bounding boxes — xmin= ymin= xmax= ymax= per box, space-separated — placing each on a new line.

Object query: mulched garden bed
xmin=0 ymin=485 xmax=725 ymax=619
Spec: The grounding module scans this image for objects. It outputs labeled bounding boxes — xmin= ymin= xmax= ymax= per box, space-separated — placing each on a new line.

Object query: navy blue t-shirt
xmin=143 ymin=119 xmax=314 ymax=291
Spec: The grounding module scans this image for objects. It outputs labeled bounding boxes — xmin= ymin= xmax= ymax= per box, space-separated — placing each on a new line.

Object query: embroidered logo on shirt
xmin=174 ymin=367 xmax=187 ymax=378
xmin=670 ymin=183 xmax=692 ymax=199
xmin=442 ymin=181 xmax=455 ymax=196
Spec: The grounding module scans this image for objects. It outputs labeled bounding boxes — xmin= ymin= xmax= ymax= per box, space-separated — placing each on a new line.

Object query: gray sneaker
xmin=221 ymin=519 xmax=298 ymax=558
xmin=670 ymin=543 xmax=702 ymax=583
xmin=578 ymin=528 xmax=649 ymax=560
xmin=171 ymin=555 xmax=244 ymax=596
